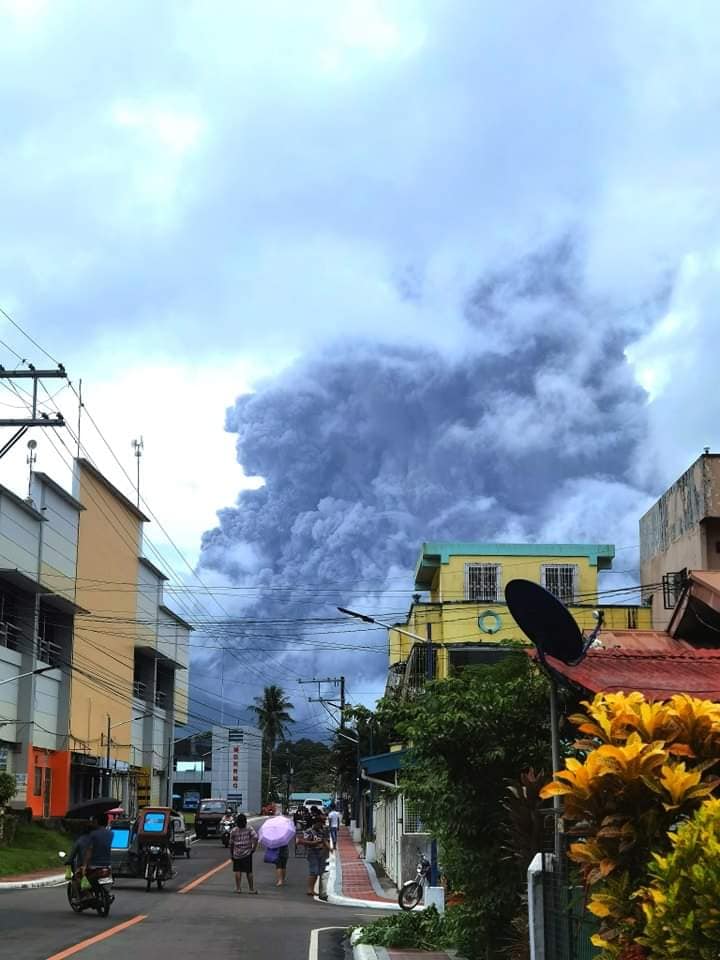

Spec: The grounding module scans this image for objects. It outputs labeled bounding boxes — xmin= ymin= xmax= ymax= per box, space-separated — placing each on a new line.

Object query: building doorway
xmin=43 ymin=767 xmax=52 ymax=817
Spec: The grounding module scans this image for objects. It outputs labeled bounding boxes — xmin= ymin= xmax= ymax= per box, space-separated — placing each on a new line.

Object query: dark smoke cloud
xmin=197 ymin=244 xmax=660 ymax=724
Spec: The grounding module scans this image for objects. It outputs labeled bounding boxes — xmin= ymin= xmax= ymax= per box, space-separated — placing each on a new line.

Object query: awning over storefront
xmin=361 ymin=750 xmax=407 ymax=776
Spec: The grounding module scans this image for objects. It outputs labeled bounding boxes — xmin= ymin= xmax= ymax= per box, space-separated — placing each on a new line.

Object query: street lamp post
xmin=104 ymin=713 xmax=152 ymax=798
xmin=336 ymin=729 xmax=361 ymax=835
xmin=338 ymin=606 xmax=434 ymax=685
xmin=0 ymin=665 xmax=54 ymax=687
xmin=337 ymin=606 xmax=439 ymax=885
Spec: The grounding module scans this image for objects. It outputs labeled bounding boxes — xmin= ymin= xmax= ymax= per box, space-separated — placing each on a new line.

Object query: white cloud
xmin=0 ymin=353 xmax=268 ymax=572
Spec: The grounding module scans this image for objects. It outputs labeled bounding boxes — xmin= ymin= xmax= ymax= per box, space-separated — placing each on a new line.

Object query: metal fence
xmin=541 ymin=822 xmax=599 ymax=960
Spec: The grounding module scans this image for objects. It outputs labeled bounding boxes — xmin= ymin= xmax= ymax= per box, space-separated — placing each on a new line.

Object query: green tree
xmin=272 ymin=738 xmax=335 ymax=796
xmin=249 ymin=685 xmax=294 ymax=802
xmin=330 ymin=700 xmax=396 ymax=802
xmin=0 ymin=771 xmax=15 ymax=843
xmin=395 ymin=654 xmax=551 ymax=958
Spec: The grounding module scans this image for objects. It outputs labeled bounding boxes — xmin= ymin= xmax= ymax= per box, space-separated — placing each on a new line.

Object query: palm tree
xmin=249 ymin=685 xmax=295 ymax=801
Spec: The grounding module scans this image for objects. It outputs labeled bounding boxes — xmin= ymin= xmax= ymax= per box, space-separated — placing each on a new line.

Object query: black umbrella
xmin=65 ymin=797 xmax=120 ymax=820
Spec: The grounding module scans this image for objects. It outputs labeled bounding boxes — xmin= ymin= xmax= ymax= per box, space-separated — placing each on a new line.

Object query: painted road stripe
xmin=177 ymin=859 xmax=230 ymax=894
xmin=44 ymin=914 xmax=147 ymax=960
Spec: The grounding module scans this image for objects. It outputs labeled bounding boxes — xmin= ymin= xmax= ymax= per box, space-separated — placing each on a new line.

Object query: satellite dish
xmin=27 ymin=439 xmax=37 ymax=450
xmin=505 ymin=579 xmax=584 ymax=665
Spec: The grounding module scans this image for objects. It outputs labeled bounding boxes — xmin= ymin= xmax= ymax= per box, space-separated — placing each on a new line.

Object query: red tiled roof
xmin=544 ymin=647 xmax=720 ymax=700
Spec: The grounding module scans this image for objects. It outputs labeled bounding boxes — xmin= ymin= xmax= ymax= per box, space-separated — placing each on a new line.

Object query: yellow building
xmin=388 ymin=542 xmax=651 ymax=694
xmin=70 ymin=459 xmax=190 ymax=809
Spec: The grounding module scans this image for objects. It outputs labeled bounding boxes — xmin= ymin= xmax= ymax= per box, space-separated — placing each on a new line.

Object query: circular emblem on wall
xmin=478 ymin=610 xmax=502 ymax=635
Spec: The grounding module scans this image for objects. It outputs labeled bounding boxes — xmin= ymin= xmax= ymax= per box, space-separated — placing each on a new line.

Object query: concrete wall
xmin=209 ymin=725 xmax=262 ymax=813
xmin=640 ymin=454 xmax=720 ymax=628
xmin=0 ymin=489 xmax=42 ymax=575
xmin=0 ymin=646 xmax=22 ymax=738
xmin=73 ymin=461 xmax=143 ymax=757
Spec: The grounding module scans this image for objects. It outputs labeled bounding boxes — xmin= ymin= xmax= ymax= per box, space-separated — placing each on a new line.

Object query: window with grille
xmin=37 ymin=615 xmax=61 ymax=666
xmin=0 ymin=593 xmax=19 ymax=651
xmin=541 ymin=564 xmax=578 ymax=604
xmin=404 ymin=799 xmax=427 ymax=834
xmin=465 ymin=563 xmax=501 ymax=602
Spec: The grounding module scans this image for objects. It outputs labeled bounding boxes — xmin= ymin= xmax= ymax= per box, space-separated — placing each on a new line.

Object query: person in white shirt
xmin=327 ymin=805 xmax=341 ymax=851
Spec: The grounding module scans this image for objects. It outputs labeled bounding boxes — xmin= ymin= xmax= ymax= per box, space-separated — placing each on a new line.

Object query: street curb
xmin=0 ymin=873 xmax=65 ymax=891
xmin=353 ymin=945 xmax=390 ymax=960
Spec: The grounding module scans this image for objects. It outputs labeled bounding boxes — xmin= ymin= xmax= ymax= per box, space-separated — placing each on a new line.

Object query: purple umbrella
xmin=258 ymin=815 xmax=296 ymax=849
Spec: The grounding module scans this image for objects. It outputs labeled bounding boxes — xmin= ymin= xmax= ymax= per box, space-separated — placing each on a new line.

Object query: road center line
xmin=44 ymin=914 xmax=147 ymax=960
xmin=177 ymin=859 xmax=230 ymax=894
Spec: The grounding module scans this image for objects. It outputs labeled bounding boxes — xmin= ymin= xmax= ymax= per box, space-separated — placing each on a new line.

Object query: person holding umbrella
xmin=258 ymin=816 xmax=296 ymax=887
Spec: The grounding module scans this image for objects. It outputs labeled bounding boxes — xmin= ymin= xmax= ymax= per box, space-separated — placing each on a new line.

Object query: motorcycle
xmin=398 ymin=849 xmax=431 ymax=910
xmin=143 ymin=842 xmax=173 ymax=891
xmin=220 ymin=815 xmax=234 ymax=848
xmin=60 ymin=852 xmax=114 ymax=917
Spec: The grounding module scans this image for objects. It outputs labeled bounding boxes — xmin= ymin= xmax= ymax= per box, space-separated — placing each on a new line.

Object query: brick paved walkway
xmin=336 ymin=826 xmax=391 ymax=902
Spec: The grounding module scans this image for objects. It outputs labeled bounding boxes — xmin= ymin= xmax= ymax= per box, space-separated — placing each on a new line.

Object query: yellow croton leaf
xmin=658 ymin=761 xmax=715 ymax=810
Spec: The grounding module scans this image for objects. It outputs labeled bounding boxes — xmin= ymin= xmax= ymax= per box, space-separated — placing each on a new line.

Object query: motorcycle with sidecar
xmin=110 ymin=806 xmax=178 ymax=891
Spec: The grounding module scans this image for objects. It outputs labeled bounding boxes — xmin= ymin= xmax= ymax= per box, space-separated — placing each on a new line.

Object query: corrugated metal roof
xmin=690 ymin=570 xmax=720 ymax=592
xmin=544 ymin=647 xmax=720 ymax=700
xmin=589 ymin=629 xmax=692 ymax=653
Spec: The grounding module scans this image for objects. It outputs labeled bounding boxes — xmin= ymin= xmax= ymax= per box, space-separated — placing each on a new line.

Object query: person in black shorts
xmin=229 ymin=813 xmax=258 ymax=893
xmin=274 ymin=844 xmax=289 ymax=886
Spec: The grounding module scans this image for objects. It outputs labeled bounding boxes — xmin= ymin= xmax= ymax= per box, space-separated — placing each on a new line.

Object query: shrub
xmin=353 ymin=906 xmax=449 ymax=951
xmin=637 ymin=797 xmax=720 ymax=959
xmin=395 ymin=654 xmax=551 ymax=956
xmin=541 ymin=692 xmax=720 ymax=959
xmin=0 ymin=772 xmax=15 ymax=807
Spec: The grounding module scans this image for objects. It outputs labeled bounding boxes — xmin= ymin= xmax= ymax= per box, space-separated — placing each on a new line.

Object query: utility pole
xmin=132 ymin=437 xmax=144 ymax=507
xmin=26 ymin=439 xmax=37 ymax=498
xmin=297 ymin=676 xmax=346 ymax=722
xmin=0 ymin=366 xmax=67 ymax=459
xmin=105 ymin=715 xmax=112 ymax=798
xmin=298 ymin=676 xmax=349 ymax=820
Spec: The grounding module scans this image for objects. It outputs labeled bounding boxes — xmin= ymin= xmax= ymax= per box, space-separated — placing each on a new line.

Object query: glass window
xmin=542 ymin=564 xmax=578 ymax=604
xmin=465 ymin=563 xmax=501 ymax=602
xmin=34 ymin=766 xmax=43 ymax=796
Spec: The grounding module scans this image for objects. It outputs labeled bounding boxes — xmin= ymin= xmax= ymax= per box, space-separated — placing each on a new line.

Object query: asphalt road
xmin=0 ymin=832 xmax=387 ymax=960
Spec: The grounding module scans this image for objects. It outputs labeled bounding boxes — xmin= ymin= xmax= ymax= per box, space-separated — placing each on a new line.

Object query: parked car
xmin=195 ymin=798 xmax=230 ymax=838
xmin=170 ymin=812 xmax=193 ymax=859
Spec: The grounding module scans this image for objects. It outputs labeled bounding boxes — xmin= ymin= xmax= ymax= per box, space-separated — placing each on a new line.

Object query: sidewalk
xmin=336 ymin=827 xmax=394 ymax=903
xmin=0 ymin=867 xmax=65 ymax=891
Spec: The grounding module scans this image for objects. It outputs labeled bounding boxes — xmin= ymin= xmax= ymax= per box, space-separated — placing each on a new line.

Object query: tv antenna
xmin=26 ymin=439 xmax=37 ymax=498
xmin=132 ymin=436 xmax=144 ymax=507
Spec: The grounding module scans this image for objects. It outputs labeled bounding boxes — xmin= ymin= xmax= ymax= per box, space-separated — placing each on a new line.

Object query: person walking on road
xmin=274 ymin=844 xmax=289 ymax=886
xmin=303 ymin=814 xmax=330 ymax=900
xmin=229 ymin=813 xmax=258 ymax=893
xmin=327 ymin=805 xmax=340 ymax=851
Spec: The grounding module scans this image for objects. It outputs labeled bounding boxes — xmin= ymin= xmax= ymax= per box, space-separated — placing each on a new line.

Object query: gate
xmin=541 ymin=824 xmax=599 ymax=960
